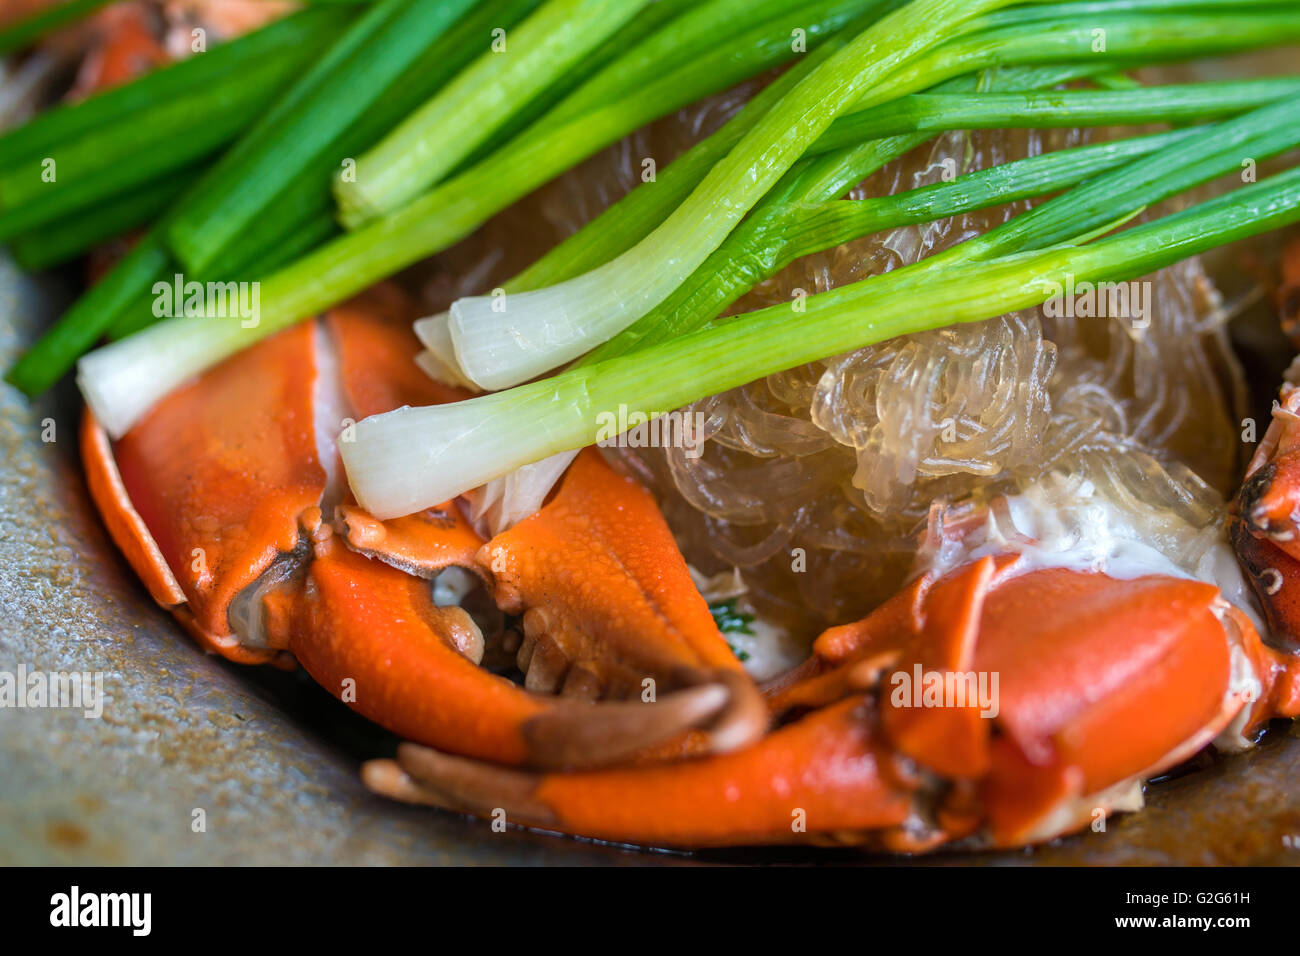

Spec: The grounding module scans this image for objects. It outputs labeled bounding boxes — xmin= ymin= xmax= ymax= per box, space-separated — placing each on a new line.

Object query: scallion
xmin=340 ymin=165 xmax=1300 ymax=518
xmin=334 ymin=0 xmax=652 ymax=227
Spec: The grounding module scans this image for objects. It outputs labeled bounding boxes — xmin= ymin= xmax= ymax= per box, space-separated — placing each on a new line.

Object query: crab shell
xmin=78 ymin=286 xmax=1300 ymax=850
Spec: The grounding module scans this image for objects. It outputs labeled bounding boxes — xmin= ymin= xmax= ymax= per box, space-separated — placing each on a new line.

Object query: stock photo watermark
xmin=152 ymin=274 xmax=261 ymax=328
xmin=595 ymin=404 xmax=707 ymax=458
xmin=1041 ymin=274 xmax=1152 ymax=329
xmin=0 ymin=665 xmax=105 ymax=719
xmin=50 ymin=887 xmax=150 ymax=936
xmin=889 ymin=664 xmax=1000 ymax=718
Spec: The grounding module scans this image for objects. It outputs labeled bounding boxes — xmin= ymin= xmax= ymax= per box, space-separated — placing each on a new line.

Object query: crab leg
xmin=371 ymin=556 xmax=1281 ymax=848
xmin=364 ymin=696 xmax=916 ymax=848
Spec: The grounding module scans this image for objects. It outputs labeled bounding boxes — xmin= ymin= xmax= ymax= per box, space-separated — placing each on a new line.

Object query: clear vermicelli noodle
xmin=419 ymin=76 xmax=1249 ymax=642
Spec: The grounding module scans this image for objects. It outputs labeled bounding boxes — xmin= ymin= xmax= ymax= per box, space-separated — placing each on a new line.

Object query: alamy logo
xmin=889 ymin=664 xmax=1000 ymax=718
xmin=1042 ymin=273 xmax=1151 ymax=329
xmin=50 ymin=886 xmax=151 ymax=936
xmin=0 ymin=664 xmax=103 ymax=718
xmin=153 ymin=273 xmax=260 ymax=328
xmin=595 ymin=404 xmax=707 ymax=458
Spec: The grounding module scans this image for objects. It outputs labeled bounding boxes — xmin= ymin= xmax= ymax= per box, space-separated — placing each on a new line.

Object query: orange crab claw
xmin=792 ymin=558 xmax=1269 ymax=845
xmin=480 ymin=447 xmax=768 ymax=752
xmin=84 ymin=319 xmax=324 ymax=665
xmin=84 ymin=289 xmax=760 ymax=770
xmin=1233 ymin=238 xmax=1300 ymax=666
xmin=362 ymin=696 xmax=915 ymax=849
xmin=372 ymin=555 xmax=1278 ymax=849
xmin=1237 ymin=379 xmax=1300 ymax=559
xmin=281 ymin=539 xmax=734 ymax=768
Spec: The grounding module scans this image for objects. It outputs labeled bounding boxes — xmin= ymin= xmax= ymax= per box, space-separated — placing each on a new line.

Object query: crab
xmin=77 ymin=281 xmax=1300 ymax=851
xmin=1234 ymin=239 xmax=1300 ymax=654
xmin=44 ymin=0 xmax=1300 ymax=853
xmin=10 ymin=0 xmax=287 ymax=101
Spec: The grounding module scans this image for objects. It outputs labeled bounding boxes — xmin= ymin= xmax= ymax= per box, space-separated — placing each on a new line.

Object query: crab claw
xmin=480 ymin=447 xmax=768 ymax=754
xmin=1236 ymin=377 xmax=1300 ymax=555
xmin=776 ymin=555 xmax=1292 ymax=847
xmin=282 ymin=539 xmax=735 ymax=768
xmin=1233 ymin=239 xmax=1300 ymax=661
xmin=82 ymin=288 xmax=760 ymax=770
xmin=362 ymin=696 xmax=915 ymax=848
xmin=81 ymin=318 xmax=322 ymax=667
xmin=369 ymin=554 xmax=1285 ymax=848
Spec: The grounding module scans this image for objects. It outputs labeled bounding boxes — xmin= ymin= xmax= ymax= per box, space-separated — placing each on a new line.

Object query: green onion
xmin=104 ymin=211 xmax=340 ymax=343
xmin=425 ymin=62 xmax=1105 ymax=373
xmin=494 ymin=62 xmax=1105 ymax=300
xmin=163 ymin=0 xmax=506 ymax=276
xmin=0 ymin=50 xmax=307 ymax=241
xmin=447 ymin=0 xmax=705 ymax=173
xmin=339 ymin=164 xmax=1300 ymax=518
xmin=0 ymin=5 xmax=356 ymax=167
xmin=443 ymin=3 xmax=1300 ymax=390
xmin=711 ymin=600 xmax=757 ymax=636
xmin=8 ymin=231 xmax=171 ymax=397
xmin=672 ymin=92 xmax=1300 ymax=359
xmin=72 ymin=0 xmax=883 ymax=417
xmin=813 ymin=77 xmax=1300 ymax=150
xmin=8 ymin=166 xmax=193 ymax=271
xmin=530 ymin=0 xmax=897 ymax=136
xmin=335 ymin=0 xmax=652 ymax=227
xmin=487 ymin=63 xmax=1121 ymax=369
xmin=501 ymin=40 xmax=847 ymax=292
xmin=444 ymin=0 xmax=1032 ymax=390
xmin=584 ymin=67 xmax=1300 ymax=360
xmin=838 ymin=7 xmax=1300 ymax=116
xmin=67 ymin=0 xmax=1300 ymax=426
xmin=585 ymin=127 xmax=1199 ymax=362
xmin=416 ymin=44 xmax=862 ymax=377
xmin=935 ymin=93 xmax=1300 ymax=265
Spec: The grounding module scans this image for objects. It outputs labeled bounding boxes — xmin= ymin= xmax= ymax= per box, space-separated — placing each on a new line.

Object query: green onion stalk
xmin=442 ymin=0 xmax=1053 ymax=391
xmin=0 ymin=50 xmax=308 ymax=241
xmin=0 ymin=6 xmax=356 ymax=168
xmin=163 ymin=0 xmax=497 ymax=276
xmin=360 ymin=91 xmax=1300 ymax=513
xmin=334 ymin=0 xmax=653 ymax=227
xmin=65 ymin=2 xmax=1300 ymax=432
xmin=440 ymin=5 xmax=1300 ymax=389
xmin=341 ymin=164 xmax=1300 ymax=518
xmin=490 ymin=63 xmax=1112 ymax=296
xmin=585 ymin=79 xmax=1300 ymax=361
xmin=67 ymin=0 xmax=897 ymax=426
